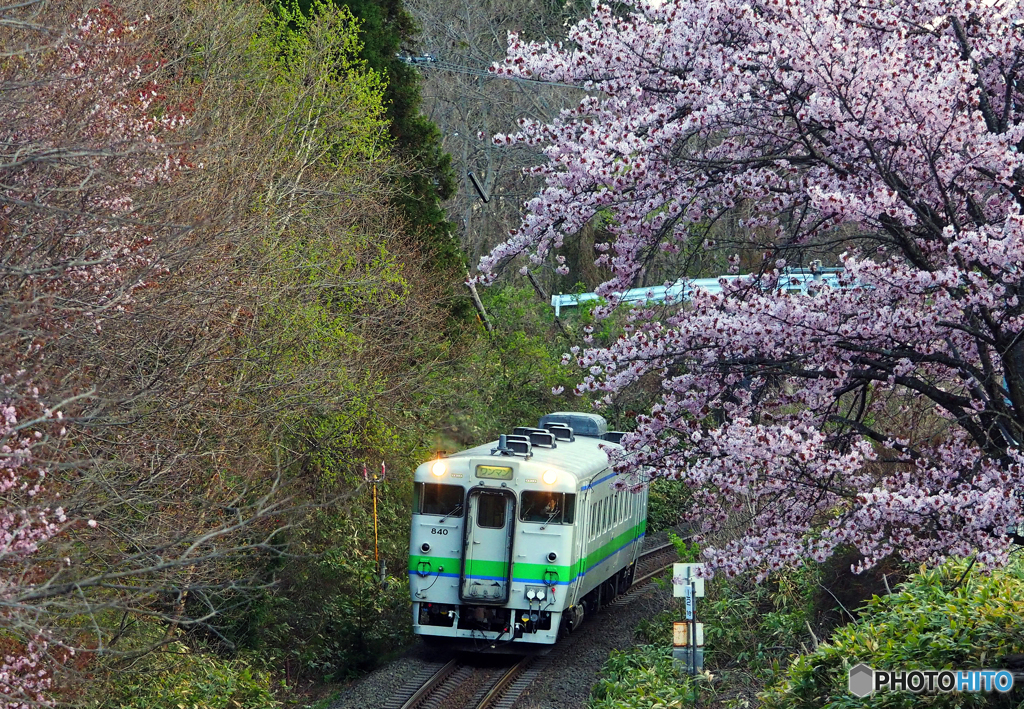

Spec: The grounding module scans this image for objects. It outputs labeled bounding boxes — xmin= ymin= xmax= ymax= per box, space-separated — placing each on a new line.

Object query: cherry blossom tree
xmin=482 ymin=0 xmax=1024 ymax=577
xmin=1 ymin=4 xmax=197 ymax=704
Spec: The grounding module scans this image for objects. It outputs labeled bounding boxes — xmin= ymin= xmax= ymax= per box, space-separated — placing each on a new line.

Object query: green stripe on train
xmin=409 ymin=518 xmax=647 ymax=582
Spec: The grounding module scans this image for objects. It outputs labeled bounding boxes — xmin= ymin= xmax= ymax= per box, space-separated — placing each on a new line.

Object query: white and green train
xmin=409 ymin=412 xmax=648 ymax=648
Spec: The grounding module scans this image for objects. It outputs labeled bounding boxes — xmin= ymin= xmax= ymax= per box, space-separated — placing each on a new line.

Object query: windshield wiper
xmin=539 ymin=511 xmax=559 ymax=530
xmin=438 ymin=505 xmax=462 ymax=524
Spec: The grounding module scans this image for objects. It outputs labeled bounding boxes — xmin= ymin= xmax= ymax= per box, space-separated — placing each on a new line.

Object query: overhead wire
xmin=397 ymin=55 xmax=582 ymax=90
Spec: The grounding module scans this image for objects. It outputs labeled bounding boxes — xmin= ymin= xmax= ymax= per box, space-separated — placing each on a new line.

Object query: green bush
xmin=646 ymin=479 xmax=693 ymax=533
xmin=589 ymin=645 xmax=698 ymax=709
xmin=761 ymin=558 xmax=1024 ymax=709
xmin=102 ymin=642 xmax=279 ymax=709
xmin=591 ymin=566 xmax=817 ymax=709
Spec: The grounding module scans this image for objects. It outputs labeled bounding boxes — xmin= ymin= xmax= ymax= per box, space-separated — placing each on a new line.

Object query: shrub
xmin=761 ymin=558 xmax=1024 ymax=709
xmin=589 ymin=645 xmax=697 ymax=709
xmin=102 ymin=642 xmax=279 ymax=709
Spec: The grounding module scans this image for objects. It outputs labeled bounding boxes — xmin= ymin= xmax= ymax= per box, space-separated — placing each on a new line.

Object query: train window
xmin=414 ymin=483 xmax=464 ymax=517
xmin=477 ymin=493 xmax=506 ymax=528
xmin=520 ymin=491 xmax=576 ymax=524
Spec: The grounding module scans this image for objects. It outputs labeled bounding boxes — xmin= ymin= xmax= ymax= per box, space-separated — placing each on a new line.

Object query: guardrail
xmin=550 ymin=268 xmax=844 ymax=316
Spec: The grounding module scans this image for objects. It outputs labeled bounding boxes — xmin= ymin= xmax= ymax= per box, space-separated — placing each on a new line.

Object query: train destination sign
xmin=476 ymin=465 xmax=514 ymax=480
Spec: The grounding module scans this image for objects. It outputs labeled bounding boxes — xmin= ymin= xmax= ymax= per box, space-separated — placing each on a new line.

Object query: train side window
xmin=415 ymin=482 xmax=464 ymax=516
xmin=520 ymin=491 xmax=576 ymax=524
xmin=477 ymin=493 xmax=506 ymax=528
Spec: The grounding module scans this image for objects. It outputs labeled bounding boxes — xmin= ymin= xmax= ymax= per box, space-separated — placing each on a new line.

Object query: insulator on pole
xmin=468 ymin=171 xmax=490 ymax=202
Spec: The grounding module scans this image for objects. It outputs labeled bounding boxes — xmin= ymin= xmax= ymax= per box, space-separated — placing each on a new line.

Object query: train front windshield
xmin=414 ymin=482 xmax=464 ymax=516
xmin=520 ymin=491 xmax=575 ymax=524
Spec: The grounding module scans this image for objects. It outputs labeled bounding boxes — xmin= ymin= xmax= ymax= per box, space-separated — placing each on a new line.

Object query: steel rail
xmin=632 ymin=541 xmax=679 ymax=587
xmin=398 ymin=658 xmax=460 ymax=709
xmin=473 ymin=657 xmax=534 ymax=709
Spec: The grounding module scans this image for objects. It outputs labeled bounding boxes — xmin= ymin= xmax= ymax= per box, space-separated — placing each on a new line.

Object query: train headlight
xmin=542 ymin=469 xmax=558 ymax=485
xmin=431 ymin=461 xmax=446 ymax=477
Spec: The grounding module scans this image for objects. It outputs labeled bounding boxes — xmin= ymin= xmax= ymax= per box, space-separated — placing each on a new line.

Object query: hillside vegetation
xmin=0 ymin=0 xmax=582 ymax=704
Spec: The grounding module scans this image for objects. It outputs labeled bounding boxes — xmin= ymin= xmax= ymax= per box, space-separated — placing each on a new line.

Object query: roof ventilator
xmin=491 ymin=434 xmax=532 ymax=458
xmin=603 ymin=431 xmax=626 ymax=444
xmin=543 ymin=423 xmax=575 ymax=442
xmin=513 ymin=427 xmax=558 ymax=449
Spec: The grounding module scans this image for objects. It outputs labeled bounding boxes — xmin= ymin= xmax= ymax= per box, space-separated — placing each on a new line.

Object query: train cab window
xmin=414 ymin=482 xmax=464 ymax=517
xmin=477 ymin=493 xmax=506 ymax=528
xmin=520 ymin=491 xmax=576 ymax=524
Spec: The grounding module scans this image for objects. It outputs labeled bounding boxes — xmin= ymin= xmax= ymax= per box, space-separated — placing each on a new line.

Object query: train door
xmin=460 ymin=488 xmax=516 ymax=604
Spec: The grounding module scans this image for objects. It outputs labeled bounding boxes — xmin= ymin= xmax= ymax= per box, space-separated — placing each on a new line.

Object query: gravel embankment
xmin=328 ymin=531 xmax=678 ymax=709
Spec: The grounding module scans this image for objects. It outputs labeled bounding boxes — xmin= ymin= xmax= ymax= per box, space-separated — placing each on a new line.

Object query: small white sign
xmin=673 ymin=563 xmax=706 ymax=598
xmin=684 ymin=586 xmax=694 ymax=620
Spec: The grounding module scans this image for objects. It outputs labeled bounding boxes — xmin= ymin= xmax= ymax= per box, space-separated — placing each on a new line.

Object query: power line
xmin=397 ymin=54 xmax=581 ymax=90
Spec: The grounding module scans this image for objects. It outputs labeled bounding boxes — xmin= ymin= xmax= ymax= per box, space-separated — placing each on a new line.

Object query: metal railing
xmin=550 ymin=268 xmax=845 ymax=316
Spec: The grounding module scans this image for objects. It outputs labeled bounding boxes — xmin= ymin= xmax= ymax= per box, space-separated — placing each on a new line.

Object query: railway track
xmin=632 ymin=540 xmax=678 ymax=586
xmin=386 ymin=655 xmax=536 ymax=709
xmin=386 ymin=540 xmax=679 ymax=709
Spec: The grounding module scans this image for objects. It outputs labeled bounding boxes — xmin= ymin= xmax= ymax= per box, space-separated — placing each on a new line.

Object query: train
xmin=408 ymin=412 xmax=649 ymax=649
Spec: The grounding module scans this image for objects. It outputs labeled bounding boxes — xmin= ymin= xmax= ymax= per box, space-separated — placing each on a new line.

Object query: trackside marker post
xmin=673 ymin=563 xmax=706 ymax=674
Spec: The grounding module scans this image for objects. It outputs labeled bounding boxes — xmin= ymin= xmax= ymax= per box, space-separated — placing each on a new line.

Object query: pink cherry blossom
xmin=484 ymin=0 xmax=1024 ymax=578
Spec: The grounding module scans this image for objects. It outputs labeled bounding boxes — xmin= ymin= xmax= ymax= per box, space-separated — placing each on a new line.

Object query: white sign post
xmin=672 ymin=563 xmax=706 ymax=675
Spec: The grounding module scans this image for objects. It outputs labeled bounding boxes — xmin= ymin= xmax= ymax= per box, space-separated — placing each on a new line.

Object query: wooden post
xmin=525 ymin=270 xmax=570 ymax=338
xmin=465 ymin=280 xmax=493 ymax=332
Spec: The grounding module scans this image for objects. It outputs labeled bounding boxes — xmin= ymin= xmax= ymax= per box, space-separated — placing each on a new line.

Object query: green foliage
xmin=259 ymin=527 xmax=413 ymax=682
xmin=591 ymin=566 xmax=819 ymax=709
xmin=177 ymin=0 xmax=449 ymax=686
xmin=636 ymin=609 xmax=677 ymax=646
xmin=258 ymin=0 xmax=391 ymax=167
xmin=100 ymin=641 xmax=279 ymax=709
xmin=669 ymin=533 xmax=701 ymax=563
xmin=291 ymin=0 xmax=460 ymax=272
xmin=761 ymin=558 xmax=1024 ymax=709
xmin=702 ymin=567 xmax=816 ymax=674
xmin=439 ymin=285 xmax=587 ymax=444
xmin=646 ymin=479 xmax=693 ymax=532
xmin=589 ymin=645 xmax=699 ymax=709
